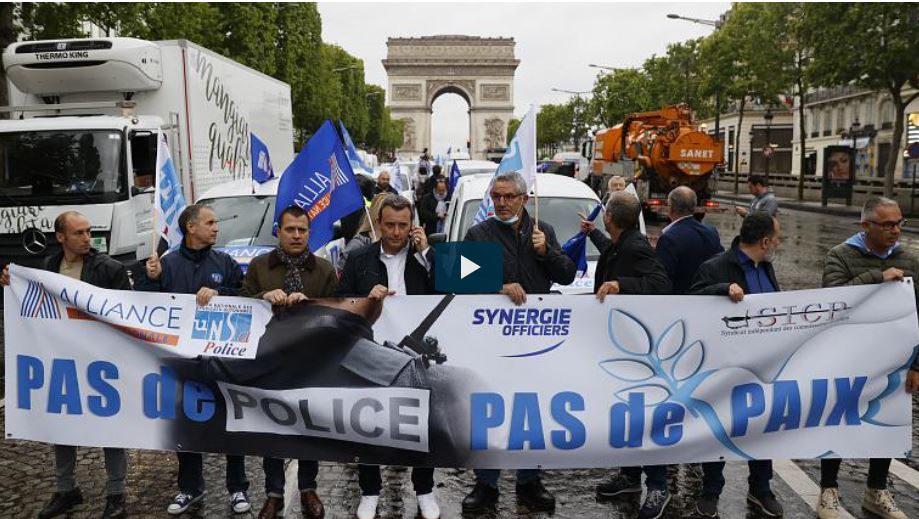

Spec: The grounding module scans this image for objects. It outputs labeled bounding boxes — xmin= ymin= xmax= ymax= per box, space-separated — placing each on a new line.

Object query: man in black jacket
xmin=2 ymin=211 xmax=131 ymax=519
xmin=589 ymin=192 xmax=673 ymax=519
xmin=460 ymin=171 xmax=575 ymax=514
xmin=655 ymin=186 xmax=724 ymax=294
xmin=335 ymin=194 xmax=441 ymax=519
xmin=418 ymin=177 xmax=449 ymax=235
xmin=135 ymin=204 xmax=250 ymax=516
xmin=689 ymin=212 xmax=784 ymax=519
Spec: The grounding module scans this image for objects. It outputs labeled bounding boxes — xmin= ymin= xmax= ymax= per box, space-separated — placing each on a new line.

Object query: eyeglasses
xmin=865 ymin=219 xmax=906 ymax=231
xmin=490 ymin=193 xmax=522 ymax=203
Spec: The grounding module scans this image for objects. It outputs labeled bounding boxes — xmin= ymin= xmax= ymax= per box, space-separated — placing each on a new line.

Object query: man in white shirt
xmin=335 ymin=194 xmax=440 ymax=519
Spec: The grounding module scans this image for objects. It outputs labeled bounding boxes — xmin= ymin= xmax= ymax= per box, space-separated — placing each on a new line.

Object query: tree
xmin=804 ymin=3 xmax=919 ymax=197
xmin=644 ymin=39 xmax=713 ymax=118
xmin=274 ymin=3 xmax=325 ymax=144
xmin=587 ymin=68 xmax=651 ymax=128
xmin=507 ymin=118 xmax=521 ymax=144
xmin=536 ymin=103 xmax=573 ymax=150
xmin=324 ymin=44 xmax=370 ymax=143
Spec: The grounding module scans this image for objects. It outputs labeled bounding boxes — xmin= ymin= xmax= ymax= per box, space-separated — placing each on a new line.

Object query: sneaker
xmin=596 ymin=473 xmax=641 ymax=497
xmin=167 ymin=492 xmax=205 ymax=515
xmin=461 ymin=482 xmax=499 ymax=514
xmin=102 ymin=493 xmax=126 ymax=519
xmin=356 ymin=495 xmax=379 ymax=519
xmin=231 ymin=491 xmax=251 ymax=514
xmin=257 ymin=496 xmax=284 ymax=519
xmin=515 ymin=479 xmax=556 ymax=512
xmin=816 ymin=487 xmax=839 ymax=519
xmin=695 ymin=493 xmax=719 ymax=518
xmin=416 ymin=492 xmax=440 ymax=519
xmin=638 ymin=488 xmax=671 ymax=519
xmin=38 ymin=488 xmax=84 ymax=519
xmin=747 ymin=490 xmax=783 ymax=517
xmin=862 ymin=488 xmax=907 ymax=519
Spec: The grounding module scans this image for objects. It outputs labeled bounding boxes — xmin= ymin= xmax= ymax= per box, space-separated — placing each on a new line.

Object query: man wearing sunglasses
xmin=817 ymin=196 xmax=919 ymax=519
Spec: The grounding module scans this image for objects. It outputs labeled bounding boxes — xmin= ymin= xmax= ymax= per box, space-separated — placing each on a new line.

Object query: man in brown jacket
xmin=240 ymin=205 xmax=338 ymax=519
xmin=817 ymin=196 xmax=919 ymax=519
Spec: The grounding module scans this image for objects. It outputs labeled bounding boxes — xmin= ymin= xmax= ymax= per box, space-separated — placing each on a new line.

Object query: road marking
xmin=773 ymin=460 xmax=856 ymax=519
xmin=283 ymin=459 xmax=299 ymax=517
xmin=889 ymin=460 xmax=919 ymax=491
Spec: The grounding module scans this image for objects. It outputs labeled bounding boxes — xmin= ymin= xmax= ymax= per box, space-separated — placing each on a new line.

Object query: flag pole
xmin=533 ymin=168 xmax=540 ymax=227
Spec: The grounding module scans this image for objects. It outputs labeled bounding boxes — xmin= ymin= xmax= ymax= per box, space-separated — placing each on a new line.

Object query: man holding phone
xmin=335 ymin=194 xmax=440 ymax=519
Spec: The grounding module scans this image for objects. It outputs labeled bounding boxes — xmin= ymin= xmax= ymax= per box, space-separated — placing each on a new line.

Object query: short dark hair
xmin=178 ymin=204 xmax=212 ymax=236
xmin=432 ymin=164 xmax=443 ymax=176
xmin=418 ymin=165 xmax=428 ymax=176
xmin=748 ymin=175 xmax=768 ymax=187
xmin=668 ymin=186 xmax=697 ymax=216
xmin=434 ymin=177 xmax=448 ymax=188
xmin=54 ymin=211 xmax=85 ymax=233
xmin=605 ymin=191 xmax=641 ymax=230
xmin=277 ymin=205 xmax=310 ymax=227
xmin=739 ymin=212 xmax=776 ymax=244
xmin=377 ymin=194 xmax=412 ymax=220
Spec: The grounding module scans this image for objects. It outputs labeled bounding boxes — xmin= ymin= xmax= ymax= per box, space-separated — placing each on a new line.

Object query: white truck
xmin=0 ymin=37 xmax=294 ymax=268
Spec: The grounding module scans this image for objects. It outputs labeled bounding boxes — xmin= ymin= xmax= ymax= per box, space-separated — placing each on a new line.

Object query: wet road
xmin=1 ymin=205 xmax=918 ymax=518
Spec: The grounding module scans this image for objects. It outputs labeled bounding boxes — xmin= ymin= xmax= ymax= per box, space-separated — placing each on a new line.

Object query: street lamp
xmin=551 ymin=88 xmax=591 ymax=152
xmin=588 ymin=64 xmax=617 ymax=72
xmin=333 ymin=65 xmax=358 ymax=73
xmin=665 ymin=13 xmax=723 ymax=28
xmin=667 ymin=12 xmax=724 ymax=184
xmin=764 ymin=107 xmax=774 ymax=178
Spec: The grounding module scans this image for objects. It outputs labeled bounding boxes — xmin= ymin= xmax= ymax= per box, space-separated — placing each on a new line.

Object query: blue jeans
xmin=474 ymin=469 xmax=541 ymax=488
xmin=622 ymin=465 xmax=668 ymax=491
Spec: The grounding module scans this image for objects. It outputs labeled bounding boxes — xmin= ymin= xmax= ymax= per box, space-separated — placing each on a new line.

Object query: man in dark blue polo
xmin=689 ymin=212 xmax=784 ymax=518
xmin=655 ymin=186 xmax=724 ymax=295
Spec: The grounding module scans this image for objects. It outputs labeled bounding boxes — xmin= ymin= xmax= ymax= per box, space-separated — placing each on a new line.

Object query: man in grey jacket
xmin=816 ymin=196 xmax=919 ymax=519
xmin=735 ymin=175 xmax=779 ymax=218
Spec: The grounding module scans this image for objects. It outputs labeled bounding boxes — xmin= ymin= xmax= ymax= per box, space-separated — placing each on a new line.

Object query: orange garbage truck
xmin=585 ymin=104 xmax=723 ymax=217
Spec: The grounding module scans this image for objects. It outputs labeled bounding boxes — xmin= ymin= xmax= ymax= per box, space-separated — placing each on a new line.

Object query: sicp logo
xmin=192 ymin=309 xmax=252 ymax=342
xmin=20 ymin=281 xmax=61 ymax=319
xmin=435 ymin=242 xmax=502 ymax=294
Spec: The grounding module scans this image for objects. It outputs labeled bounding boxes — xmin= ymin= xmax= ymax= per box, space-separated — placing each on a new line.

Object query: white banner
xmin=4 ymin=265 xmax=917 ymax=468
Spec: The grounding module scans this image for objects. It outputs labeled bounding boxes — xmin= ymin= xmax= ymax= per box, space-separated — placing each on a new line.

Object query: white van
xmin=439 ymin=173 xmax=604 ymax=294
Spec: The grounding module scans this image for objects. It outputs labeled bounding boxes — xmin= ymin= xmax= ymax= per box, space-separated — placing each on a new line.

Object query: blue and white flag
xmin=154 ymin=133 xmax=187 ymax=250
xmin=250 ymin=132 xmax=275 ymax=184
xmin=339 ymin=120 xmax=373 ymax=174
xmin=448 ymin=159 xmax=461 ymax=197
xmin=390 ymin=160 xmax=404 ymax=192
xmin=473 ymin=105 xmax=536 ymax=224
xmin=275 ymin=120 xmax=365 ymax=252
xmin=561 ymin=203 xmax=602 ymax=277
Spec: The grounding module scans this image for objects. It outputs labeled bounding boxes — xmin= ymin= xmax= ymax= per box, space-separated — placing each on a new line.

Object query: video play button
xmin=460 ymin=255 xmax=480 ymax=279
xmin=435 ymin=242 xmax=503 ymax=293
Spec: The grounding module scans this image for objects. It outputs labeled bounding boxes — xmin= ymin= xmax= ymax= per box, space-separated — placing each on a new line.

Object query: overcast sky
xmin=318 ymin=2 xmax=729 ymax=153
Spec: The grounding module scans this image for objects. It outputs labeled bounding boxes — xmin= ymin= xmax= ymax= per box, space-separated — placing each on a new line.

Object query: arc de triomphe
xmin=383 ymin=35 xmax=519 ymax=160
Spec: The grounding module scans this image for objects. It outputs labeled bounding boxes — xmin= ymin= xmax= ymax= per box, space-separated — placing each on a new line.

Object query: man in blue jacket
xmin=655 ymin=186 xmax=724 ymax=294
xmin=136 ymin=204 xmax=248 ymax=516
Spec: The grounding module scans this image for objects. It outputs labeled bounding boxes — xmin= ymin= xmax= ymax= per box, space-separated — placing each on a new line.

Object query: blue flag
xmin=339 ymin=120 xmax=373 ymax=174
xmin=448 ymin=159 xmax=461 ymax=197
xmin=561 ymin=203 xmax=603 ymax=277
xmin=250 ymin=132 xmax=274 ymax=183
xmin=390 ymin=160 xmax=404 ymax=192
xmin=154 ymin=133 xmax=187 ymax=250
xmin=275 ymin=120 xmax=365 ymax=252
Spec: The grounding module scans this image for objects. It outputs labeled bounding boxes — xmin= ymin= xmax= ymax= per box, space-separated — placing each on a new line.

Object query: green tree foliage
xmin=644 ymin=39 xmax=712 ymax=118
xmin=325 ymin=43 xmax=370 ymax=143
xmin=506 ymin=118 xmax=521 ymax=144
xmin=536 ymin=103 xmax=573 ymax=148
xmin=803 ymin=2 xmax=919 ymax=196
xmin=587 ymin=68 xmax=651 ymax=127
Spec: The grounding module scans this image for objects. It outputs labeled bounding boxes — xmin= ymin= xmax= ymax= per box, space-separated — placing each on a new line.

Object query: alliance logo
xmin=20 ymin=281 xmax=61 ymax=319
xmin=192 ymin=303 xmax=253 ymax=342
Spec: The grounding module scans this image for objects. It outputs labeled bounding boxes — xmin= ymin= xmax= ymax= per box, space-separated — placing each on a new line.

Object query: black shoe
xmin=462 ymin=482 xmax=498 ymax=514
xmin=639 ymin=488 xmax=671 ymax=519
xmin=102 ymin=494 xmax=126 ymax=519
xmin=695 ymin=493 xmax=719 ymax=518
xmin=38 ymin=488 xmax=84 ymax=519
xmin=596 ymin=473 xmax=641 ymax=497
xmin=515 ymin=479 xmax=555 ymax=512
xmin=747 ymin=491 xmax=783 ymax=517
